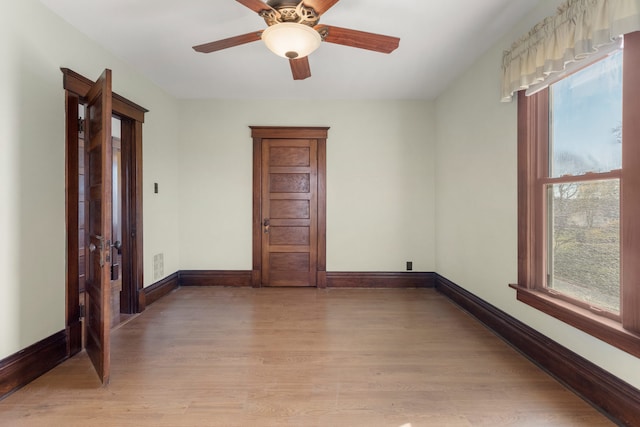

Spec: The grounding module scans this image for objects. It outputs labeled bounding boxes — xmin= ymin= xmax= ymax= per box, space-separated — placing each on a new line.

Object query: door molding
xmin=251 ymin=126 xmax=328 ymax=288
xmin=62 ymin=68 xmax=147 ymax=358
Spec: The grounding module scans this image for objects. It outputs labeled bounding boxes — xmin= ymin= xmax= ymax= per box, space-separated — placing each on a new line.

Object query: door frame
xmin=251 ymin=126 xmax=328 ymax=288
xmin=62 ymin=68 xmax=147 ymax=357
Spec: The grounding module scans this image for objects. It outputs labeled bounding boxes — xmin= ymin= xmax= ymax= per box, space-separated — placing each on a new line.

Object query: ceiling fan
xmin=192 ymin=0 xmax=400 ymax=80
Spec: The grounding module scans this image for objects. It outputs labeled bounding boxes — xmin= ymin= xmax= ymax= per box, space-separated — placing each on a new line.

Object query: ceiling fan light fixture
xmin=261 ymin=23 xmax=321 ymax=59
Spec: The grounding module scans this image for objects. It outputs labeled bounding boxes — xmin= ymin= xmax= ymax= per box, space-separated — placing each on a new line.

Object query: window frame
xmin=513 ymin=31 xmax=640 ymax=358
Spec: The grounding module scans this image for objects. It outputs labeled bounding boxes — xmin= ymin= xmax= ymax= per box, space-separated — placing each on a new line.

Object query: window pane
xmin=547 ymin=180 xmax=620 ymax=314
xmin=549 ymin=51 xmax=623 ymax=177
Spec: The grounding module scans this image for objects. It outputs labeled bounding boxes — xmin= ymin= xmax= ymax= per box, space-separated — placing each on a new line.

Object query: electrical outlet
xmin=406 ymin=261 xmax=413 ymax=271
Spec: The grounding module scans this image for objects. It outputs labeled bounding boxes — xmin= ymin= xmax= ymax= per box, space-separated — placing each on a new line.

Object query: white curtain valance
xmin=501 ymin=0 xmax=640 ymax=102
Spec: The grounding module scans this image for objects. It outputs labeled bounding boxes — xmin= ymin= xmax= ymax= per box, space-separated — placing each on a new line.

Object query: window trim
xmin=513 ymin=31 xmax=640 ymax=358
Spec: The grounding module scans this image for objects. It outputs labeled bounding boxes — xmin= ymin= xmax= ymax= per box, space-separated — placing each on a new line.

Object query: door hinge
xmin=78 ymin=118 xmax=85 ymax=132
xmin=79 ymin=304 xmax=86 ymax=318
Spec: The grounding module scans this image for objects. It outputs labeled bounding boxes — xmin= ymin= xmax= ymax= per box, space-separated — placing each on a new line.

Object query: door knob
xmin=89 ymin=234 xmax=106 ymax=267
xmin=263 ymin=218 xmax=270 ymax=234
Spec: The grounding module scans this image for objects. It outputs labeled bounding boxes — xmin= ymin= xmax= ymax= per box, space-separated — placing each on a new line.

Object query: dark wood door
xmin=252 ymin=127 xmax=328 ymax=288
xmin=262 ymin=139 xmax=318 ymax=286
xmin=84 ymin=69 xmax=113 ymax=384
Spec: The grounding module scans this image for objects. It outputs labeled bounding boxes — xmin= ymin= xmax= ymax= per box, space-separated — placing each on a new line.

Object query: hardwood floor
xmin=0 ymin=288 xmax=613 ymax=426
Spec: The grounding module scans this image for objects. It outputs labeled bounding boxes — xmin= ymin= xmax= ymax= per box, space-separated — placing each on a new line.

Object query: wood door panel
xmin=269 ymin=226 xmax=310 ymax=246
xmin=88 ymin=150 xmax=103 ymax=182
xmin=270 ymin=199 xmax=310 ymax=219
xmin=269 ymin=173 xmax=310 ymax=193
xmin=268 ymin=245 xmax=313 ymax=253
xmin=269 ymin=146 xmax=311 ymax=166
xmin=88 ymin=103 xmax=103 ymax=136
xmin=269 ymin=218 xmax=309 ymax=227
xmin=270 ymin=252 xmax=310 ymax=271
xmin=88 ymin=200 xmax=102 ymax=231
xmin=269 ymin=271 xmax=313 ymax=286
xmin=85 ymin=282 xmax=102 ymax=341
xmin=268 ymin=193 xmax=311 ymax=201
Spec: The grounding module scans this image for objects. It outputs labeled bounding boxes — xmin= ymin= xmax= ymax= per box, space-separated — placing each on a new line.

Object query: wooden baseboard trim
xmin=179 ymin=270 xmax=253 ymax=287
xmin=0 ymin=330 xmax=67 ymax=400
xmin=144 ymin=272 xmax=179 ymax=307
xmin=435 ymin=274 xmax=640 ymax=426
xmin=175 ymin=270 xmax=436 ymax=289
xmin=326 ymin=272 xmax=436 ymax=288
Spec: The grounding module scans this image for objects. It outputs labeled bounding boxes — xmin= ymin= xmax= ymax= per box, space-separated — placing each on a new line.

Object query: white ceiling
xmin=39 ymin=0 xmax=538 ymax=100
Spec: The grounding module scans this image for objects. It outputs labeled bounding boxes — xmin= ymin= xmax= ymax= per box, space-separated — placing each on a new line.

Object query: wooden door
xmin=84 ymin=69 xmax=113 ymax=384
xmin=262 ymin=139 xmax=317 ymax=286
xmin=252 ymin=127 xmax=328 ymax=288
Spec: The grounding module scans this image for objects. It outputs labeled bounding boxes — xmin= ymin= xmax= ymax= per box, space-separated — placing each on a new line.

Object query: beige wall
xmin=177 ymin=99 xmax=436 ymax=272
xmin=0 ymin=0 xmax=181 ymax=359
xmin=434 ymin=0 xmax=640 ymax=389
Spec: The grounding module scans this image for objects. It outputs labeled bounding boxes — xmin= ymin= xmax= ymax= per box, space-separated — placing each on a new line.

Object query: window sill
xmin=509 ymin=284 xmax=640 ymax=359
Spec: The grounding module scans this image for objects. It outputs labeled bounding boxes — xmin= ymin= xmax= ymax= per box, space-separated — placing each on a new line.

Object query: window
xmin=515 ymin=32 xmax=640 ymax=357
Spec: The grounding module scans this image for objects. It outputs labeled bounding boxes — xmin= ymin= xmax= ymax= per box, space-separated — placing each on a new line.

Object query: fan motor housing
xmin=262 ymin=0 xmax=320 ymax=27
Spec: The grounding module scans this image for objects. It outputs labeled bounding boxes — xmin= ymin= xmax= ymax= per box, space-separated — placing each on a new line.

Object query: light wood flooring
xmin=0 ymin=287 xmax=613 ymax=426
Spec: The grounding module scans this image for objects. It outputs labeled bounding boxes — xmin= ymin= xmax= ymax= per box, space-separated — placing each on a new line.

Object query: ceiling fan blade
xmin=235 ymin=0 xmax=271 ymax=13
xmin=290 ymin=57 xmax=312 ymax=80
xmin=304 ymin=0 xmax=340 ymax=15
xmin=319 ymin=25 xmax=400 ymax=54
xmin=193 ymin=31 xmax=263 ymax=53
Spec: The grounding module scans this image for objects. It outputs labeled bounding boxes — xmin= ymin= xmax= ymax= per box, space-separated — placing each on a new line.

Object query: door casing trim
xmin=62 ymin=68 xmax=147 ymax=357
xmin=251 ymin=126 xmax=328 ymax=288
